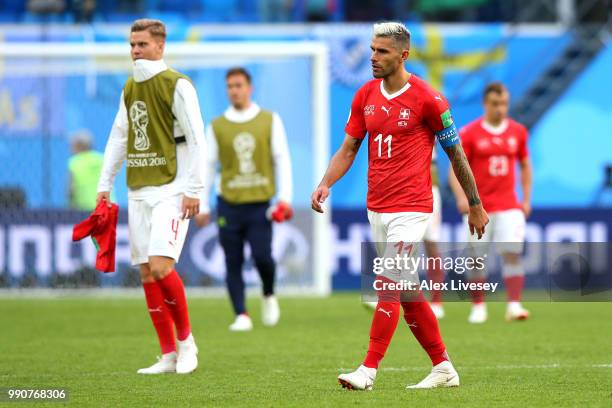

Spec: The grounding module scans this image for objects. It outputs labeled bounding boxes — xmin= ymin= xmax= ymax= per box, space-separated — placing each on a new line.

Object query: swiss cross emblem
xmin=364 ymin=105 xmax=375 ymax=116
xmin=399 ymin=108 xmax=410 ymax=120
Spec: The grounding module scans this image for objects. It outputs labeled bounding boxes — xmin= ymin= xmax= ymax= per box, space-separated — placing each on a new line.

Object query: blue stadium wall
xmin=0 ymin=208 xmax=610 ymax=290
xmin=3 ymin=23 xmax=605 ymax=210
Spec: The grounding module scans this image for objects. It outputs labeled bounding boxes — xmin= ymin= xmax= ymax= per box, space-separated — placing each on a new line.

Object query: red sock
xmin=143 ymin=281 xmax=176 ymax=354
xmin=157 ymin=270 xmax=191 ymax=341
xmin=427 ymin=261 xmax=445 ymax=303
xmin=363 ymin=278 xmax=402 ymax=369
xmin=401 ymin=294 xmax=448 ymax=366
xmin=504 ymin=275 xmax=525 ymax=302
xmin=470 ymin=278 xmax=487 ymax=304
xmin=363 ymin=300 xmax=400 ymax=369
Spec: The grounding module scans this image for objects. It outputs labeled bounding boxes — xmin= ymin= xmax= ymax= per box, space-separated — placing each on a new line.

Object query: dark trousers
xmin=217 ymin=196 xmax=276 ymax=315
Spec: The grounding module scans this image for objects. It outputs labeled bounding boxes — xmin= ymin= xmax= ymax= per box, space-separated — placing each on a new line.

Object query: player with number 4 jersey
xmin=97 ymin=19 xmax=204 ymax=375
xmin=311 ymin=22 xmax=489 ymax=391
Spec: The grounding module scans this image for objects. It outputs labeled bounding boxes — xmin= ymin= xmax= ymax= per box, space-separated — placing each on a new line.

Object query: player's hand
xmin=194 ymin=213 xmax=211 ymax=227
xmin=467 ymin=203 xmax=489 ymax=240
xmin=522 ymin=201 xmax=532 ymax=218
xmin=181 ymin=196 xmax=200 ymax=220
xmin=311 ymin=184 xmax=329 ymax=213
xmin=96 ymin=191 xmax=112 ymax=208
xmin=456 ymin=196 xmax=469 ymax=214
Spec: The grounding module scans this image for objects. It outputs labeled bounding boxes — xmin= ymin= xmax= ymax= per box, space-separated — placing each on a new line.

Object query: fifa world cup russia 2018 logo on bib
xmin=130 ymin=101 xmax=151 ymax=151
xmin=233 ymin=132 xmax=257 ymax=174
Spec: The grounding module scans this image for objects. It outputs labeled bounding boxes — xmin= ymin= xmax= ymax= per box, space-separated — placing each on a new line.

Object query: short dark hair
xmin=483 ymin=82 xmax=508 ymax=99
xmin=131 ymin=19 xmax=166 ymax=40
xmin=226 ymin=67 xmax=252 ymax=84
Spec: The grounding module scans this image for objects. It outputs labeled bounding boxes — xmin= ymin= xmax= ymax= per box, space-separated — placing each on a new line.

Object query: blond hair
xmin=373 ymin=22 xmax=410 ymax=50
xmin=130 ymin=19 xmax=167 ymax=40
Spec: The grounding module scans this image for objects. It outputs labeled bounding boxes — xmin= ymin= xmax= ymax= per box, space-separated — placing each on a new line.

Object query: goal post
xmin=0 ymin=41 xmax=332 ymax=296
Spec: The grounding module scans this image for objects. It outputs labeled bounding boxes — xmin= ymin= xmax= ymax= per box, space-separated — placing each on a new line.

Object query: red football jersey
xmin=345 ymin=75 xmax=455 ymax=213
xmin=460 ymin=118 xmax=529 ymax=212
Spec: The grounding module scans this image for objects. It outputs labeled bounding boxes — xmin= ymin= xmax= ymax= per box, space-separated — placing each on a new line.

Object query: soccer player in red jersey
xmin=449 ymin=82 xmax=532 ymax=323
xmin=311 ymin=22 xmax=488 ymax=390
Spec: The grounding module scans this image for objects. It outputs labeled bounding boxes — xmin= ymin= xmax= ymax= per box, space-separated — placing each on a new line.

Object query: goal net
xmin=0 ymin=41 xmax=331 ymax=296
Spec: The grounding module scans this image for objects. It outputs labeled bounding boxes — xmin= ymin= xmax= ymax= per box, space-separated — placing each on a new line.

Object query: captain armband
xmin=435 ymin=124 xmax=459 ymax=148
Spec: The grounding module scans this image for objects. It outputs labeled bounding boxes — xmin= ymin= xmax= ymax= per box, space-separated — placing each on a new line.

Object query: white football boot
xmin=406 ymin=361 xmax=460 ymax=389
xmin=176 ymin=334 xmax=198 ymax=374
xmin=468 ymin=303 xmax=488 ymax=324
xmin=505 ymin=302 xmax=530 ymax=321
xmin=229 ymin=313 xmax=253 ymax=331
xmin=137 ymin=352 xmax=177 ymax=374
xmin=430 ymin=302 xmax=445 ymax=320
xmin=262 ymin=295 xmax=280 ymax=327
xmin=338 ymin=365 xmax=376 ymax=391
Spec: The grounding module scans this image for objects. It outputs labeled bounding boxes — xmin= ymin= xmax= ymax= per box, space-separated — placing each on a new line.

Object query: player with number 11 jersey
xmin=311 ymin=21 xmax=489 ymax=392
xmin=346 ymin=73 xmax=455 ymax=213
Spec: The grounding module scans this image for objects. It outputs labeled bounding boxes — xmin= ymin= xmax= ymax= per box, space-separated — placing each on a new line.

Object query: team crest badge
xmin=508 ymin=136 xmax=517 ymax=152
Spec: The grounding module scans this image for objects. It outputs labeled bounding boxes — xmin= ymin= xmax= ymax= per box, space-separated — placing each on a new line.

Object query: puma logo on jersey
xmin=148 ymin=306 xmax=163 ymax=313
xmin=378 ymin=308 xmax=392 ymax=318
xmin=164 ymin=298 xmax=177 ymax=305
xmin=381 ymin=106 xmax=392 ymax=116
xmin=435 ymin=95 xmax=442 ymax=101
xmin=407 ymin=321 xmax=418 ymax=328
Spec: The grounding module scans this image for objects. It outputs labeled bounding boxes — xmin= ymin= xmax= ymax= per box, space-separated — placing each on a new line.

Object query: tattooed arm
xmin=311 ymin=134 xmax=363 ymax=213
xmin=444 ymin=143 xmax=489 ymax=238
xmin=446 ymin=143 xmax=480 ymax=207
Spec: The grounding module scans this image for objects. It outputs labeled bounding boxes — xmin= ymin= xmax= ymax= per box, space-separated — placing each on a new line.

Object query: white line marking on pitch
xmin=338 ymin=363 xmax=612 ymax=372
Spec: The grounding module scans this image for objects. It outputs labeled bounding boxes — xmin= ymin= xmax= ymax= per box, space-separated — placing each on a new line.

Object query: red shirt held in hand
xmin=72 ymin=201 xmax=119 ymax=272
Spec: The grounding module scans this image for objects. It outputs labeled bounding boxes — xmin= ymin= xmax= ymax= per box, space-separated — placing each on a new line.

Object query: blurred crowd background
xmin=0 ymin=0 xmax=609 ymax=24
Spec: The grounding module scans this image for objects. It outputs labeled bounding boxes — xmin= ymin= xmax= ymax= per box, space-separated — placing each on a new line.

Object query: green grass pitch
xmin=1 ymin=294 xmax=611 ymax=407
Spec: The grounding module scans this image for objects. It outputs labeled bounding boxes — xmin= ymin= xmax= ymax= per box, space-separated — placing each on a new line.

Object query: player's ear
xmin=401 ymin=49 xmax=410 ymax=61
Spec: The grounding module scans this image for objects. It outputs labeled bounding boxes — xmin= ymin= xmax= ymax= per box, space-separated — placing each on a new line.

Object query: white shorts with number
xmin=463 ymin=208 xmax=525 ymax=254
xmin=128 ymin=194 xmax=189 ymax=266
xmin=368 ymin=210 xmax=431 ymax=284
xmin=423 ymin=186 xmax=441 ymax=242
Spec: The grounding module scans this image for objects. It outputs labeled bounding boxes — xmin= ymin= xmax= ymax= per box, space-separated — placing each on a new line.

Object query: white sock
xmin=360 ymin=365 xmax=377 ymax=379
xmin=178 ymin=333 xmax=194 ymax=345
xmin=161 ymin=351 xmax=177 ymax=360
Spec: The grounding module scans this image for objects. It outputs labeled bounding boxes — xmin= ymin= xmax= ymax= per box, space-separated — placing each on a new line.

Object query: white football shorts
xmin=128 ymin=194 xmax=189 ymax=266
xmin=367 ymin=209 xmax=431 ymax=285
xmin=423 ymin=185 xmax=442 ymax=242
xmin=463 ymin=208 xmax=526 ymax=255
